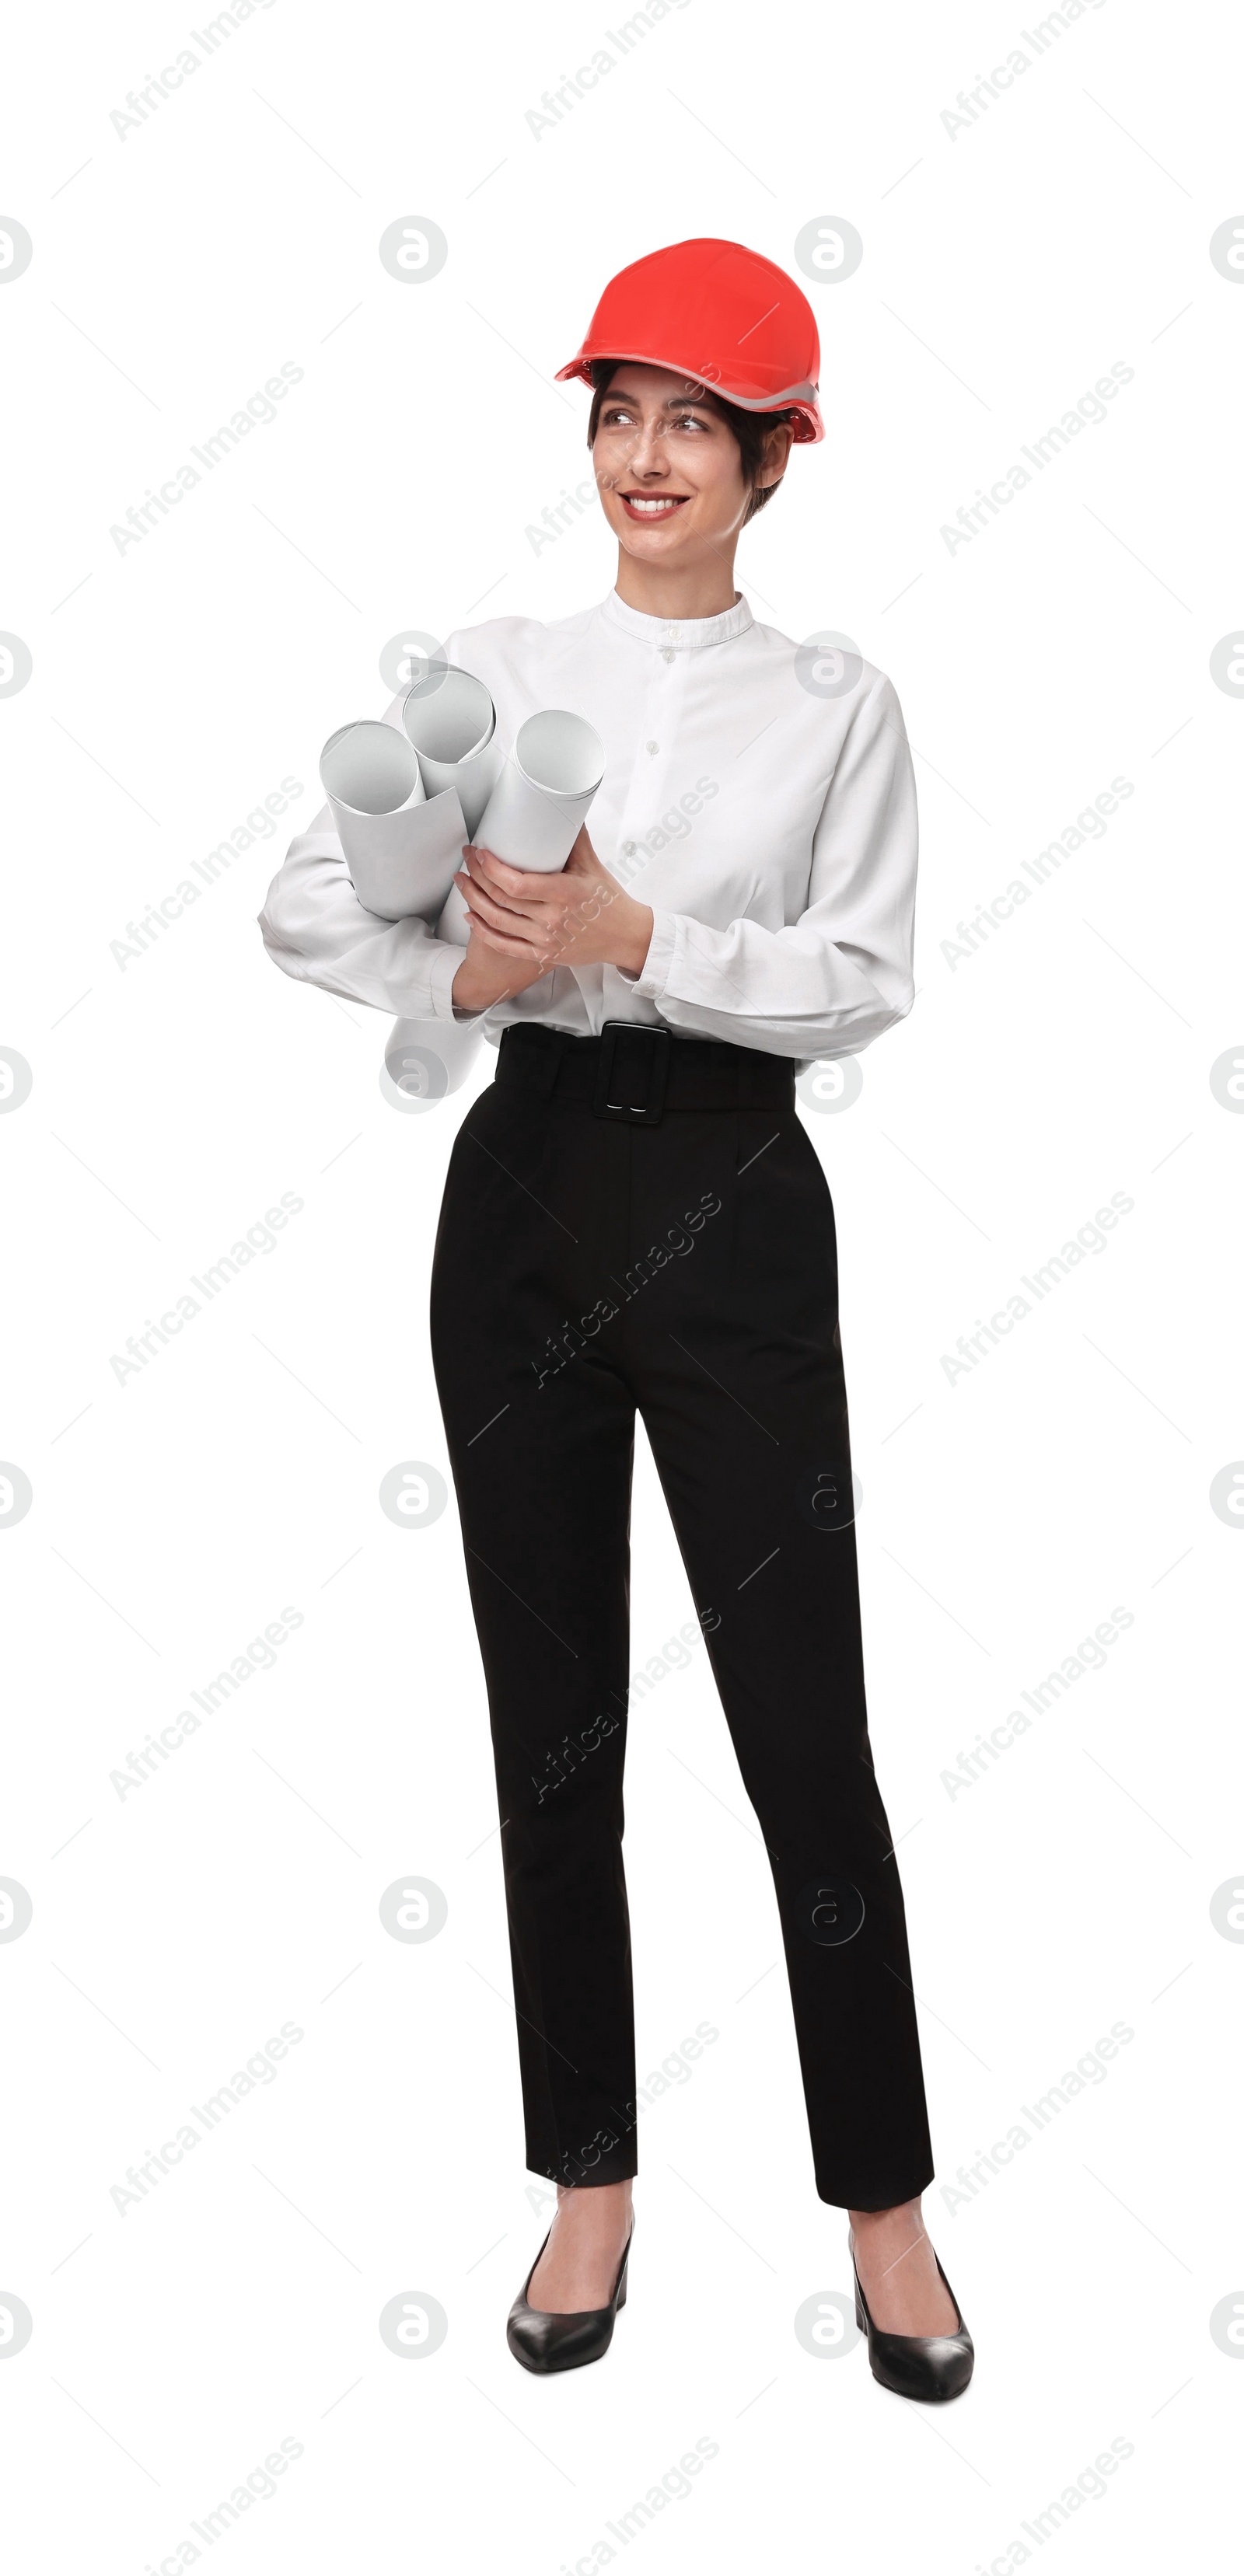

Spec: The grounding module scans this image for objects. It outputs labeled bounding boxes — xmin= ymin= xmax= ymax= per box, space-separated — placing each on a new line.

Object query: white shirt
xmin=257 ymin=588 xmax=918 ymax=1068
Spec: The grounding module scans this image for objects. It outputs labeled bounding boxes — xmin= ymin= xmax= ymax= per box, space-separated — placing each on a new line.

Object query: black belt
xmin=494 ymin=1020 xmax=796 ymax=1126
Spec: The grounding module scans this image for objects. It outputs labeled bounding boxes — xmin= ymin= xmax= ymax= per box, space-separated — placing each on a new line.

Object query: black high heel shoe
xmin=506 ymin=2216 xmax=634 ymax=2374
xmin=849 ymin=2229 xmax=973 ymax=2403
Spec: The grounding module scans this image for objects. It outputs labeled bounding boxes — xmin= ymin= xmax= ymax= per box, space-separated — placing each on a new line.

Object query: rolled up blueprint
xmin=382 ymin=1013 xmax=484 ymax=1106
xmin=320 ymin=720 xmax=467 ymax=924
xmin=354 ymin=669 xmax=501 ymax=1102
xmin=321 ymin=717 xmax=424 ymax=831
xmin=437 ymin=707 xmax=606 ymax=944
xmin=475 ymin=708 xmax=605 ymax=865
xmin=401 ymin=665 xmax=502 ymax=839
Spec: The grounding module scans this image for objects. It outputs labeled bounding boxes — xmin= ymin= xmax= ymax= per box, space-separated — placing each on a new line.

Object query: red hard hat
xmin=554 ymin=236 xmax=823 ymax=444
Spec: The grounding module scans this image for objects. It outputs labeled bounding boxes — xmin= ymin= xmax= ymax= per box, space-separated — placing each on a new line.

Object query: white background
xmin=2 ymin=1 xmax=1241 ymax=2567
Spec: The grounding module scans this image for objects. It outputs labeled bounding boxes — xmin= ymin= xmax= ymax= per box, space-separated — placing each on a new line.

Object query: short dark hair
xmin=586 ymin=359 xmax=791 ymax=524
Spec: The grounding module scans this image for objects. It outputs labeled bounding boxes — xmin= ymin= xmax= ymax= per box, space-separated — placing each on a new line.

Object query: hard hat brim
xmin=554 ymin=347 xmax=823 ymax=444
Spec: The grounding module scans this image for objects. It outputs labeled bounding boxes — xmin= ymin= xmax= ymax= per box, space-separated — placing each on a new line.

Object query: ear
xmin=755 ymin=420 xmax=795 ymax=490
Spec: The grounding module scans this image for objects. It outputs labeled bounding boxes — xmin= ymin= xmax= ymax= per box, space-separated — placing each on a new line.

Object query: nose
xmin=624 ymin=418 xmax=669 ymax=479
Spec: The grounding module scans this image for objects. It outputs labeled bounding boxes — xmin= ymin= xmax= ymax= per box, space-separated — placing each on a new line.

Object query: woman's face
xmin=592 ymin=364 xmax=788 ymax=566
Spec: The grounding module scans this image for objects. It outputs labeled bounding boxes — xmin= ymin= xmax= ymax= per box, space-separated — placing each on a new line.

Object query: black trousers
xmin=428 ymin=1022 xmax=935 ymax=2210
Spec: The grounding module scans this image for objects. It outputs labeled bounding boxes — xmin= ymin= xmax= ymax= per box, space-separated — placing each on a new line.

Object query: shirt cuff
xmin=428 ymin=940 xmax=478 ymax=1023
xmin=627 ymin=907 xmax=678 ymax=1004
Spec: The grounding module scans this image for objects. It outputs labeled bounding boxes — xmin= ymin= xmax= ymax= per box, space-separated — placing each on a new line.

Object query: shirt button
xmin=622 ymin=839 xmax=637 ymax=856
xmin=645 ymin=740 xmax=659 ymax=756
xmin=660 ymin=647 xmax=675 ymax=663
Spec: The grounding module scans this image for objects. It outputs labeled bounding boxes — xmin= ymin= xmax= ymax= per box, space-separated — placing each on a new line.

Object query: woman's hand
xmin=449 ymin=927 xmax=550 ymax=1015
xmin=453 ymin=826 xmax=655 ymax=979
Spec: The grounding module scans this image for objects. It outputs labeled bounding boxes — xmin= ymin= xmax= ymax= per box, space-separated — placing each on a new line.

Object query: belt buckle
xmin=592 ymin=1021 xmax=670 ymax=1126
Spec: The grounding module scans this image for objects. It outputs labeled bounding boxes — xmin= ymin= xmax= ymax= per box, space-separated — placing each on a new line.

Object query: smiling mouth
xmin=620 ymin=493 xmax=689 ymax=519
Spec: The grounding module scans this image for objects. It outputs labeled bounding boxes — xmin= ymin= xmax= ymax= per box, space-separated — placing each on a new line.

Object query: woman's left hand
xmin=453 ymin=826 xmax=654 ymax=979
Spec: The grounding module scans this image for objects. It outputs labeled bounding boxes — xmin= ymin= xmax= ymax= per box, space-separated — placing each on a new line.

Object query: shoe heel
xmin=617 ymin=2267 xmax=628 ymax=2310
xmin=854 ymin=2294 xmax=865 ymax=2332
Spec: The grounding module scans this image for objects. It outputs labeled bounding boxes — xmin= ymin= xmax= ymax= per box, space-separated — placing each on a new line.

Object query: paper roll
xmin=322 ymin=719 xmax=424 ymax=825
xmin=320 ymin=720 xmax=466 ymax=923
xmin=474 ymin=710 xmax=606 ymax=867
xmin=402 ymin=665 xmax=503 ymax=837
xmin=437 ymin=708 xmax=606 ymax=944
xmin=383 ymin=1014 xmax=484 ymax=1105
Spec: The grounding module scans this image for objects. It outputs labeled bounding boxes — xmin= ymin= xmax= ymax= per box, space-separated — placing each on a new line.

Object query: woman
xmin=260 ymin=236 xmax=972 ymax=2403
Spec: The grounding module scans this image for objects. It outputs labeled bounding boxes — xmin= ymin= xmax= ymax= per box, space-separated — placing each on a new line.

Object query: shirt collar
xmin=599 ymin=588 xmax=754 ymax=650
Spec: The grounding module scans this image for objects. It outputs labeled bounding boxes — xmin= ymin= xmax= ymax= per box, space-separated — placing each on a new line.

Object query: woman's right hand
xmin=451 ymin=939 xmax=522 ymax=1014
